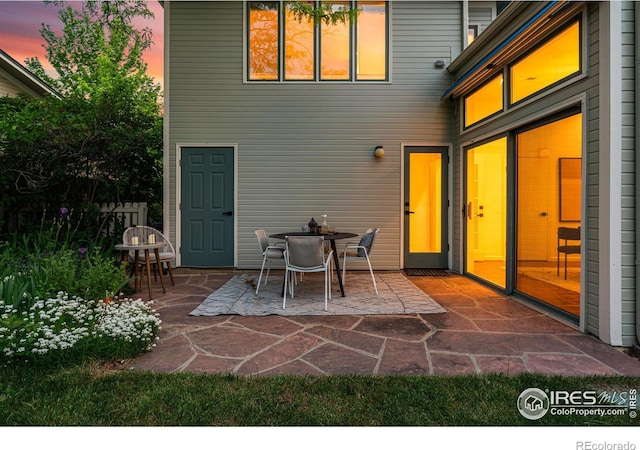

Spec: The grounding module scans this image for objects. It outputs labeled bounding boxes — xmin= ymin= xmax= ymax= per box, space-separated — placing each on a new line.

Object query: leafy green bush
xmin=74 ymin=248 xmax=129 ymax=301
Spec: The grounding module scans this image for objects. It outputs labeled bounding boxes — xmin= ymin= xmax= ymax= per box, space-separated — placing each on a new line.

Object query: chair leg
xmin=283 ymin=269 xmax=295 ymax=308
xmin=365 ymin=256 xmax=378 ymax=295
xmin=165 ymin=262 xmax=175 ymax=286
xmin=557 ymin=250 xmax=560 ymax=276
xmin=138 ymin=263 xmax=145 ymax=292
xmin=256 ymin=256 xmax=267 ymax=294
xmin=289 ymin=271 xmax=295 ymax=298
xmin=265 ymin=260 xmax=271 ymax=285
xmin=324 ymin=269 xmax=331 ymax=310
xmin=324 ymin=271 xmax=328 ymax=311
xmin=342 ymin=253 xmax=347 ymax=286
xmin=283 ymin=268 xmax=288 ymax=309
xmin=564 ymin=253 xmax=568 ymax=280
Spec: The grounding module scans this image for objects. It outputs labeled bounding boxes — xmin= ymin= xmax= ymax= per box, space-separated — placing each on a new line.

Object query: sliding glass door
xmin=463 ymin=112 xmax=582 ymax=318
xmin=515 ymin=113 xmax=582 ymax=316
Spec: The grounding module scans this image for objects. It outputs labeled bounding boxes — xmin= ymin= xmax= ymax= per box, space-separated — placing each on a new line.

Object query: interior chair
xmin=283 ymin=235 xmax=333 ymax=310
xmin=255 ymin=229 xmax=285 ymax=294
xmin=557 ymin=226 xmax=580 ymax=280
xmin=122 ymin=225 xmax=176 ymax=286
xmin=340 ymin=228 xmax=379 ymax=295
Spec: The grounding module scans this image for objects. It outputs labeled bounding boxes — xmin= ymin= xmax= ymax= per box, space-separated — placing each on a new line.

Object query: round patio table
xmin=269 ymin=232 xmax=358 ymax=297
xmin=115 ymin=241 xmax=166 ymax=300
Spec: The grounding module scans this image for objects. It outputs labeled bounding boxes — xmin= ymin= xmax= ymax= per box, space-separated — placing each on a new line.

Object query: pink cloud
xmin=0 ymin=1 xmax=164 ymax=89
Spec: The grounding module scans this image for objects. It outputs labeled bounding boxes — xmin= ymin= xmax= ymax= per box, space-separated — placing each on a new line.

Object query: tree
xmin=27 ymin=0 xmax=158 ymax=102
xmin=0 ymin=0 xmax=162 ymax=235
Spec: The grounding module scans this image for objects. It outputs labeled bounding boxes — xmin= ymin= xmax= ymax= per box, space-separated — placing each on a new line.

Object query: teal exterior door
xmin=180 ymin=147 xmax=234 ymax=267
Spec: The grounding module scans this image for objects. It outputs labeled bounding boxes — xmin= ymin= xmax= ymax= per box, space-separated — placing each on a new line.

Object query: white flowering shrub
xmin=0 ymin=208 xmax=161 ymax=366
xmin=0 ymin=292 xmax=161 ymax=366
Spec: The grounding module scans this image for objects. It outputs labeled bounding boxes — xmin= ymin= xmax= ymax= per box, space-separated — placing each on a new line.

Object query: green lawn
xmin=1 ymin=365 xmax=638 ymax=426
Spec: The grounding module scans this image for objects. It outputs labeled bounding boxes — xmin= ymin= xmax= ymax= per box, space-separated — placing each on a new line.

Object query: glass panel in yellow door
xmin=465 ymin=138 xmax=507 ymax=288
xmin=409 ymin=153 xmax=441 ymax=253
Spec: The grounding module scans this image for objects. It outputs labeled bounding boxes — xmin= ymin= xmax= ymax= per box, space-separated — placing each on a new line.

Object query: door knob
xmin=405 ymin=210 xmax=415 ymax=215
xmin=223 ymin=211 xmax=233 ymax=216
xmin=539 ymin=212 xmax=548 ymax=217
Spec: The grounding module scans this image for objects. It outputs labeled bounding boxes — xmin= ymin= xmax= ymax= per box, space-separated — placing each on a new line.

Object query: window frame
xmin=467 ymin=24 xmax=479 ymax=46
xmin=247 ymin=1 xmax=281 ymax=82
xmin=508 ymin=18 xmax=582 ymax=106
xmin=245 ymin=0 xmax=389 ymax=83
xmin=460 ymin=14 xmax=583 ymax=131
xmin=463 ymin=72 xmax=505 ymax=128
xmin=284 ymin=1 xmax=316 ymax=81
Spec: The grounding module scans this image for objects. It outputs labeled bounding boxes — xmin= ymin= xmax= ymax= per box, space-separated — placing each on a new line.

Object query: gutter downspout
xmin=635 ymin=2 xmax=640 ymax=354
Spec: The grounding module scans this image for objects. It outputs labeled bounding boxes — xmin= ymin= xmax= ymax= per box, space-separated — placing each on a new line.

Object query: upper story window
xmin=467 ymin=24 xmax=479 ymax=45
xmin=247 ymin=1 xmax=388 ymax=82
xmin=461 ymin=16 xmax=582 ymax=129
xmin=464 ymin=74 xmax=503 ymax=127
xmin=510 ymin=20 xmax=580 ymax=104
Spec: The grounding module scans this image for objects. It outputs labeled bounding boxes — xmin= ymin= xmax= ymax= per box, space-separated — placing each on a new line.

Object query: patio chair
xmin=255 ymin=229 xmax=285 ymax=294
xmin=557 ymin=226 xmax=580 ymax=280
xmin=340 ymin=228 xmax=379 ymax=295
xmin=283 ymin=235 xmax=333 ymax=310
xmin=123 ymin=226 xmax=176 ymax=286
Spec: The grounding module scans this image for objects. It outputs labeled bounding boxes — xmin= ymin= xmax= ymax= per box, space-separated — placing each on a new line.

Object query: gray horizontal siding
xmin=468 ymin=1 xmax=495 ymax=35
xmin=167 ymin=1 xmax=460 ymax=270
xmin=620 ymin=1 xmax=636 ymax=346
xmin=0 ymin=74 xmax=24 ymax=97
xmin=584 ymin=2 xmax=600 ymax=339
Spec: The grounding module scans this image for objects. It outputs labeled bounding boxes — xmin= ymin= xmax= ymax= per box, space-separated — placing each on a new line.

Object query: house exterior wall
xmin=165 ymin=1 xmax=462 ymax=270
xmin=620 ymin=1 xmax=636 ymax=346
xmin=446 ymin=1 xmax=638 ymax=347
xmin=468 ymin=1 xmax=495 ymax=36
xmin=0 ymin=50 xmax=59 ymax=98
xmin=0 ymin=75 xmax=23 ymax=97
xmin=586 ymin=1 xmax=600 ymax=340
xmin=165 ymin=1 xmax=638 ymax=347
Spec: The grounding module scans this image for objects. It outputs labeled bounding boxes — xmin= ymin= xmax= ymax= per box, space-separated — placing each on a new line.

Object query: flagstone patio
xmin=132 ymin=269 xmax=640 ymax=377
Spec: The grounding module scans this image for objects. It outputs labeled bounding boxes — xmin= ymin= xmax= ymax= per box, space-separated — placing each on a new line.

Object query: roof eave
xmin=0 ymin=48 xmax=62 ymax=98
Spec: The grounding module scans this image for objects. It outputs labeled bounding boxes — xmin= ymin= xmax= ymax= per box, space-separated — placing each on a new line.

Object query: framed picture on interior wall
xmin=559 ymin=157 xmax=581 ymax=222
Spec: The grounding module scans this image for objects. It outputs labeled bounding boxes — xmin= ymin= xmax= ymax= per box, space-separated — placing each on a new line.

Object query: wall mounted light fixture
xmin=374 ymin=145 xmax=385 ymax=158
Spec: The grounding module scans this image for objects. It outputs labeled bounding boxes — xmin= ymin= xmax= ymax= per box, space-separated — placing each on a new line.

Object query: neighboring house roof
xmin=0 ymin=48 xmax=61 ymax=98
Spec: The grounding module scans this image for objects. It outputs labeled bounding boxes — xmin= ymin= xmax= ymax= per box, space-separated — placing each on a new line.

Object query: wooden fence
xmin=98 ymin=202 xmax=148 ymax=236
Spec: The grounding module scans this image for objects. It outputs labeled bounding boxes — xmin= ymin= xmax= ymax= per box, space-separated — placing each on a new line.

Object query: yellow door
xmin=404 ymin=146 xmax=448 ymax=268
xmin=465 ymin=138 xmax=507 ymax=288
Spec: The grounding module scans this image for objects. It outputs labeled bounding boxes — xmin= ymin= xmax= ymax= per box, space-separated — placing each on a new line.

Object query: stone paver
xmin=378 ymin=339 xmax=429 ymax=375
xmin=303 ymin=343 xmax=379 ymax=375
xmin=131 ymin=269 xmax=640 ymax=376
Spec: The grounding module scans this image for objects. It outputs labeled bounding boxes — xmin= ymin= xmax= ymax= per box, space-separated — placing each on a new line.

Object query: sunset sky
xmin=0 ymin=0 xmax=164 ymax=90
